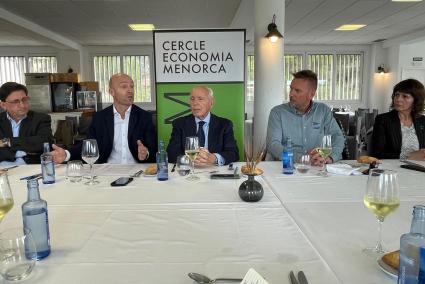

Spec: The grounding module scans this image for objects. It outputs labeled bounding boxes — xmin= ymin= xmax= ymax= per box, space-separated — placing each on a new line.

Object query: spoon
xmin=188 ymin=272 xmax=242 ymax=283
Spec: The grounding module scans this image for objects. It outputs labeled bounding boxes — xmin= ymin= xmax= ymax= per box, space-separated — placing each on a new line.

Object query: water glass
xmin=294 ymin=154 xmax=311 ymax=174
xmin=0 ymin=228 xmax=36 ymax=281
xmin=176 ymin=155 xmax=191 ymax=176
xmin=66 ymin=160 xmax=83 ymax=183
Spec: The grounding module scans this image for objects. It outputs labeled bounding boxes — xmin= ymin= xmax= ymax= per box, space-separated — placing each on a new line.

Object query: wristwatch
xmin=1 ymin=138 xmax=10 ymax=147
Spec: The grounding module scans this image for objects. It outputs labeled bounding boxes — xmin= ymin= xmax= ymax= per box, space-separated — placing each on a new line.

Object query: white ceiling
xmin=0 ymin=0 xmax=425 ymax=47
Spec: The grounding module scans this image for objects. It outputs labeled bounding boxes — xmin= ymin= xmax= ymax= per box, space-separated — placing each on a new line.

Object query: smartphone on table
xmin=110 ymin=177 xmax=134 ymax=186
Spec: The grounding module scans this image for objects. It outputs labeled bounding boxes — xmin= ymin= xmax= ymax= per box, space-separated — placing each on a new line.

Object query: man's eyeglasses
xmin=5 ymin=97 xmax=30 ymax=105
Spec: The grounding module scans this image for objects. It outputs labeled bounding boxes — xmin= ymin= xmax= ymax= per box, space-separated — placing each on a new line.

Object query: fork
xmin=130 ymin=169 xmax=144 ymax=178
xmin=289 ymin=271 xmax=308 ymax=284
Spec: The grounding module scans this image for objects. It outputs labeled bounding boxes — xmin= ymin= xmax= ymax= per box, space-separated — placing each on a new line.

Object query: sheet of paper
xmin=241 ymin=268 xmax=269 ymax=284
xmin=93 ymin=164 xmax=144 ymax=176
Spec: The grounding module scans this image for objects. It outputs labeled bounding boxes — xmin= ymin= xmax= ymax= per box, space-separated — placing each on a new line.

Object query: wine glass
xmin=0 ymin=172 xmax=14 ymax=224
xmin=294 ymin=154 xmax=311 ymax=174
xmin=317 ymin=135 xmax=332 ymax=176
xmin=185 ymin=136 xmax=200 ymax=181
xmin=176 ymin=155 xmax=191 ymax=176
xmin=81 ymin=139 xmax=99 ymax=185
xmin=363 ymin=169 xmax=400 ymax=255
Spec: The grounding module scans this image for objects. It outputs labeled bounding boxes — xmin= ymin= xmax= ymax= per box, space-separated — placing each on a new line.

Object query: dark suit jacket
xmin=0 ymin=111 xmax=53 ymax=164
xmin=167 ymin=113 xmax=239 ymax=164
xmin=371 ymin=110 xmax=425 ymax=159
xmin=70 ymin=105 xmax=157 ymax=163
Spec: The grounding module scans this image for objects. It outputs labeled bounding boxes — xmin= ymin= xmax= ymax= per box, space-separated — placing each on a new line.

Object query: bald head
xmin=108 ymin=73 xmax=134 ymax=109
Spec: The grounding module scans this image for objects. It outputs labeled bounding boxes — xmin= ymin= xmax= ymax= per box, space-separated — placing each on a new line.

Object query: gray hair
xmin=192 ymin=85 xmax=214 ymax=98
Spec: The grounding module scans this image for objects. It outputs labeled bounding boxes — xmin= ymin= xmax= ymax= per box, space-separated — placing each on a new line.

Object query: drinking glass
xmin=294 ymin=154 xmax=311 ymax=174
xmin=185 ymin=136 xmax=200 ymax=181
xmin=66 ymin=160 xmax=83 ymax=183
xmin=176 ymin=155 xmax=191 ymax=176
xmin=0 ymin=172 xmax=14 ymax=224
xmin=0 ymin=228 xmax=36 ymax=281
xmin=317 ymin=135 xmax=332 ymax=176
xmin=363 ymin=169 xmax=400 ymax=255
xmin=81 ymin=139 xmax=99 ymax=185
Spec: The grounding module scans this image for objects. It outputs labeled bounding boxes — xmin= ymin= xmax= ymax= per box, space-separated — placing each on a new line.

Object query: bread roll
xmin=144 ymin=164 xmax=157 ymax=175
xmin=382 ymin=250 xmax=399 ymax=270
xmin=241 ymin=165 xmax=263 ymax=175
xmin=357 ymin=155 xmax=379 ymax=164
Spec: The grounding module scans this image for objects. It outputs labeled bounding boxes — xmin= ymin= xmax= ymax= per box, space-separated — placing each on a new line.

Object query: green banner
xmin=156 ymin=83 xmax=244 ymax=160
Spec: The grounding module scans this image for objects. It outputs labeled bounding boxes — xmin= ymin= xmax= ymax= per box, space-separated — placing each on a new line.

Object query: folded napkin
xmin=326 ymin=163 xmax=363 ymax=176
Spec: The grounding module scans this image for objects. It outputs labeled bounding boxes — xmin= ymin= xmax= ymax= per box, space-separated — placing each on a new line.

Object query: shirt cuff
xmin=214 ymin=153 xmax=225 ymax=166
xmin=65 ymin=150 xmax=71 ymax=162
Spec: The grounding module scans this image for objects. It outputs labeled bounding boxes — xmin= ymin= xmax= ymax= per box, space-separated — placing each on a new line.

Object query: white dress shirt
xmin=194 ymin=112 xmax=225 ymax=165
xmin=107 ymin=106 xmax=137 ymax=164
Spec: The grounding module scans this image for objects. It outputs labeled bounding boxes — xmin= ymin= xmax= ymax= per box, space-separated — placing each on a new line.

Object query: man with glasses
xmin=0 ymin=82 xmax=53 ymax=165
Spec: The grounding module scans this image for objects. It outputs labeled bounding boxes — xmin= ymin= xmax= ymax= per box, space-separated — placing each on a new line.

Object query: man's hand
xmin=137 ymin=140 xmax=149 ymax=161
xmin=309 ymin=148 xmax=333 ymax=166
xmin=51 ymin=144 xmax=66 ymax=164
xmin=407 ymin=149 xmax=425 ymax=160
xmin=194 ymin=148 xmax=216 ymax=167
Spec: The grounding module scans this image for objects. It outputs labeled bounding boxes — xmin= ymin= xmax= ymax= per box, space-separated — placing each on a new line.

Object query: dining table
xmin=0 ymin=160 xmax=423 ymax=284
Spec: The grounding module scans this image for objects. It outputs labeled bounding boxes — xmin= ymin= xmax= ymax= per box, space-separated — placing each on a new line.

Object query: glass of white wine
xmin=81 ymin=139 xmax=99 ymax=185
xmin=363 ymin=169 xmax=400 ymax=255
xmin=185 ymin=136 xmax=200 ymax=181
xmin=316 ymin=134 xmax=332 ymax=176
xmin=0 ymin=172 xmax=13 ymax=224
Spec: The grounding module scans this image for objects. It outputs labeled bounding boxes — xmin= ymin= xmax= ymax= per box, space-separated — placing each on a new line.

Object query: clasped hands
xmin=194 ymin=147 xmax=217 ymax=167
xmin=308 ymin=148 xmax=333 ymax=166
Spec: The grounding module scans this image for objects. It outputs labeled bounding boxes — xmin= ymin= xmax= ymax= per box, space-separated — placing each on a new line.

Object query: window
xmin=0 ymin=56 xmax=26 ymax=85
xmin=93 ymin=55 xmax=151 ymax=103
xmin=307 ymin=54 xmax=333 ymax=101
xmin=335 ymin=54 xmax=362 ymax=100
xmin=246 ymin=55 xmax=254 ymax=102
xmin=246 ymin=52 xmax=363 ymax=102
xmin=123 ymin=56 xmax=151 ymax=102
xmin=28 ymin=56 xmax=57 ymax=73
xmin=284 ymin=54 xmax=303 ymax=100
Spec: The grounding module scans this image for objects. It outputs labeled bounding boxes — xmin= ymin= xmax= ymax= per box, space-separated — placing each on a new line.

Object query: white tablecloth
xmin=2 ymin=164 xmax=339 ymax=284
xmin=261 ymin=160 xmax=425 ymax=284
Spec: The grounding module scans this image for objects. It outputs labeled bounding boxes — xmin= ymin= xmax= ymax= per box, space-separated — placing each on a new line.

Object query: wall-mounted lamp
xmin=377 ymin=64 xmax=388 ymax=74
xmin=265 ymin=14 xmax=283 ymax=43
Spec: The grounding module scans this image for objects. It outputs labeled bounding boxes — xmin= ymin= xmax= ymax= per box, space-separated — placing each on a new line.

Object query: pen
xmin=20 ymin=173 xmax=42 ymax=180
xmin=171 ymin=164 xmax=176 ymax=172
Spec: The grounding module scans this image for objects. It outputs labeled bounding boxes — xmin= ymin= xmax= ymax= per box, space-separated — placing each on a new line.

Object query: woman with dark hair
xmin=371 ymin=79 xmax=425 ymax=160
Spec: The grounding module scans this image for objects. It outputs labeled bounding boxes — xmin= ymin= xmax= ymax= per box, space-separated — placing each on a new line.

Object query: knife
xmin=130 ymin=169 xmax=144 ymax=178
xmin=298 ymin=271 xmax=308 ymax=284
xmin=289 ymin=271 xmax=299 ymax=284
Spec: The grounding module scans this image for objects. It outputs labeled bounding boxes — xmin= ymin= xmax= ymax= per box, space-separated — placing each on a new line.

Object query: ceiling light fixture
xmin=335 ymin=24 xmax=366 ymax=31
xmin=377 ymin=64 xmax=388 ymax=74
xmin=128 ymin=24 xmax=155 ymax=31
xmin=265 ymin=15 xmax=283 ymax=43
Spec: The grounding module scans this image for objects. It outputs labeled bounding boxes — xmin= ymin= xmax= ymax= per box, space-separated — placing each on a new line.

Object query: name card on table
xmin=241 ymin=268 xmax=269 ymax=284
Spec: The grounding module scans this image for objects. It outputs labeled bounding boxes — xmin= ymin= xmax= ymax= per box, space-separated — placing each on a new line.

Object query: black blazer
xmin=70 ymin=105 xmax=157 ymax=163
xmin=166 ymin=113 xmax=239 ymax=164
xmin=0 ymin=111 xmax=53 ymax=164
xmin=371 ymin=110 xmax=425 ymax=159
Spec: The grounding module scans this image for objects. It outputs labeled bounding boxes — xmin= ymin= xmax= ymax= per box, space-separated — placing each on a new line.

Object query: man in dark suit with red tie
xmin=167 ymin=85 xmax=239 ymax=166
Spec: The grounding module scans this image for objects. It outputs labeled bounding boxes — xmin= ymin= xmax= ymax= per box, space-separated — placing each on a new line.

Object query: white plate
xmin=377 ymin=257 xmax=398 ymax=280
